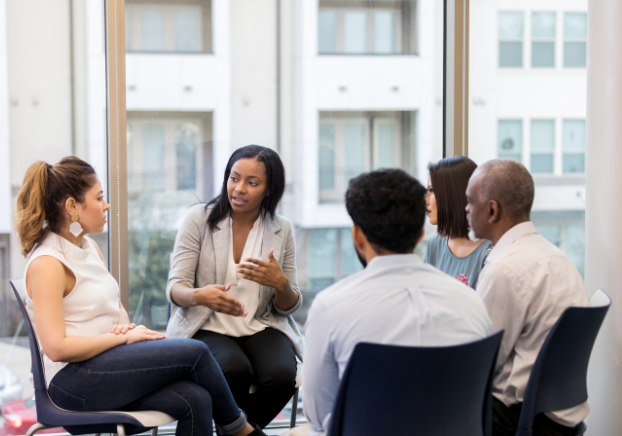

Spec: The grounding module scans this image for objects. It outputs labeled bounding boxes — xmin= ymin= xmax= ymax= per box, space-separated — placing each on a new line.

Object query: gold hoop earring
xmin=69 ymin=214 xmax=83 ymax=237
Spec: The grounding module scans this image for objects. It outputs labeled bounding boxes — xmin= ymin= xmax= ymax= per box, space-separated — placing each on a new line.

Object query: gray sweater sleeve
xmin=166 ymin=205 xmax=206 ymax=304
xmin=272 ymin=217 xmax=303 ymax=316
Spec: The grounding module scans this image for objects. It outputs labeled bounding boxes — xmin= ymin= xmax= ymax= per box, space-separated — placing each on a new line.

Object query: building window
xmin=563 ymin=12 xmax=587 ymax=68
xmin=530 ymin=119 xmax=555 ymax=174
xmin=319 ymin=111 xmax=417 ymax=204
xmin=127 ymin=112 xmax=213 ymax=198
xmin=304 ymin=228 xmax=362 ymax=293
xmin=126 ymin=0 xmax=212 ymax=53
xmin=498 ymin=119 xmax=523 ymax=161
xmin=562 ymin=119 xmax=586 ymax=174
xmin=533 ymin=211 xmax=585 ymax=277
xmin=531 ymin=12 xmax=555 ymax=68
xmin=499 ymin=11 xmax=524 ymax=67
xmin=318 ymin=0 xmax=417 ymax=55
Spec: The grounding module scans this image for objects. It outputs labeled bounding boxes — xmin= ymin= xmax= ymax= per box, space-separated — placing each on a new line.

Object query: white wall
xmin=0 ymin=0 xmax=11 ymax=233
xmin=229 ymin=0 xmax=277 ymax=151
xmin=7 ymin=0 xmax=73 ymax=186
xmin=585 ymin=0 xmax=622 ymax=433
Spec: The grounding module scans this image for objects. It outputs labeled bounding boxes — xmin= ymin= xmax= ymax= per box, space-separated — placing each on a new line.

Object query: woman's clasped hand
xmin=110 ymin=323 xmax=167 ymax=344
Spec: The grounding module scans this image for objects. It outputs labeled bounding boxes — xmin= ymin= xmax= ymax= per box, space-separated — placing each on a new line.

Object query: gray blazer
xmin=165 ymin=204 xmax=305 ymax=360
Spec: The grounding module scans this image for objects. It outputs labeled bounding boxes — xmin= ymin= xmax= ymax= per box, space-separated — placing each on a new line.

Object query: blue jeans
xmin=48 ymin=338 xmax=247 ymax=436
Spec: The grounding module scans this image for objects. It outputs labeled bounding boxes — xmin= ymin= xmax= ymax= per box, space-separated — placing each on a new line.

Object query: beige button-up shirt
xmin=476 ymin=221 xmax=590 ymax=427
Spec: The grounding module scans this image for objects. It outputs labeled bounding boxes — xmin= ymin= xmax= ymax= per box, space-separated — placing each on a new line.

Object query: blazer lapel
xmin=212 ymin=218 xmax=230 ymax=285
xmin=258 ymin=216 xmax=283 ymax=314
xmin=261 ymin=216 xmax=283 ymax=263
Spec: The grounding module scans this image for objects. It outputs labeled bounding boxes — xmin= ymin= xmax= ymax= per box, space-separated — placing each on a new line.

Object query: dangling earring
xmin=69 ymin=214 xmax=83 ymax=237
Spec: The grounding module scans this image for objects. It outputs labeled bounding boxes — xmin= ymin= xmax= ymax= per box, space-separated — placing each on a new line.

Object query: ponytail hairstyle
xmin=15 ymin=157 xmax=97 ymax=256
xmin=207 ymin=145 xmax=285 ymax=229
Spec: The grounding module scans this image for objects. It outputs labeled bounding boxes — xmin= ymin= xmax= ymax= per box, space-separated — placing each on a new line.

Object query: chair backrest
xmin=166 ymin=252 xmax=173 ymax=324
xmin=9 ymin=280 xmax=46 ymax=393
xmin=327 ymin=330 xmax=504 ymax=436
xmin=517 ymin=290 xmax=611 ymax=433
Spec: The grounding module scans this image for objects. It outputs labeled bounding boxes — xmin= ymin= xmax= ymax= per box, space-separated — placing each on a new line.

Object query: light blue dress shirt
xmin=303 ymin=254 xmax=492 ymax=436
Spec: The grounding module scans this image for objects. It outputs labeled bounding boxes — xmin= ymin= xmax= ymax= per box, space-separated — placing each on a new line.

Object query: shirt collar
xmin=366 ymin=253 xmax=422 ymax=270
xmin=486 ymin=221 xmax=538 ymax=264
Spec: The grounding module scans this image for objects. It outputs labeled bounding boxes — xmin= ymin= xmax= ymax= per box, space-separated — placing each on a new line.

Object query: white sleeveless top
xmin=24 ymin=233 xmax=120 ymax=387
xmin=201 ymin=216 xmax=266 ymax=336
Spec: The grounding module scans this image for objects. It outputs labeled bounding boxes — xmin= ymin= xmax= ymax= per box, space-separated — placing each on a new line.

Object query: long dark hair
xmin=427 ymin=155 xmax=477 ymax=239
xmin=207 ymin=145 xmax=285 ymax=229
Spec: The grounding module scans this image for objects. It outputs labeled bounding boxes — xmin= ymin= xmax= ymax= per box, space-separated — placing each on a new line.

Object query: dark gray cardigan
xmin=165 ymin=204 xmax=304 ymax=360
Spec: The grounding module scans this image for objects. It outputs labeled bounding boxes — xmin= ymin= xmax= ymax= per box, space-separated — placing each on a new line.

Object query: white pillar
xmin=585 ymin=1 xmax=622 ymax=434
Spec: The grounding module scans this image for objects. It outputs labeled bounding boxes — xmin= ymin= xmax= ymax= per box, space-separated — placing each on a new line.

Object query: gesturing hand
xmin=195 ymin=284 xmax=247 ymax=317
xmin=110 ymin=323 xmax=136 ymax=335
xmin=125 ymin=325 xmax=166 ymax=345
xmin=238 ymin=249 xmax=289 ymax=292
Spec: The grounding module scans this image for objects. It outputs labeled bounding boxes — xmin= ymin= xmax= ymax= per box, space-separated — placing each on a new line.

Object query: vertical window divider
xmin=106 ymin=0 xmax=129 ymax=308
xmin=444 ymin=0 xmax=469 ymax=158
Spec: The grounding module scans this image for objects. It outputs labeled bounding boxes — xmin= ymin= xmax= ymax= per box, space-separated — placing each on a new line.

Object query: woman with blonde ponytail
xmin=16 ymin=157 xmax=268 ymax=436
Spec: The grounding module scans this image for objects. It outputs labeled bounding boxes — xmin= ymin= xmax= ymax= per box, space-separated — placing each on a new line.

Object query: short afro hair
xmin=479 ymin=159 xmax=534 ymax=220
xmin=345 ymin=168 xmax=427 ymax=254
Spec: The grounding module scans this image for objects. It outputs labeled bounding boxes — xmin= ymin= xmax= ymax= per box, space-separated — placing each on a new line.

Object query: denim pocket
xmin=48 ymin=383 xmax=90 ymax=412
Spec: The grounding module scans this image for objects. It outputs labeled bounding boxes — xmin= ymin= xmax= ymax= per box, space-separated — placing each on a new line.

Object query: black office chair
xmin=326 ymin=330 xmax=505 ymax=436
xmin=10 ymin=279 xmax=174 ymax=436
xmin=167 ymin=253 xmax=301 ymax=428
xmin=515 ymin=289 xmax=611 ymax=436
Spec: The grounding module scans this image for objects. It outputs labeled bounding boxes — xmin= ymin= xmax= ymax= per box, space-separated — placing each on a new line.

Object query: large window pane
xmin=127 ymin=0 xmax=443 ymax=429
xmin=0 ymin=1 xmax=109 ymax=430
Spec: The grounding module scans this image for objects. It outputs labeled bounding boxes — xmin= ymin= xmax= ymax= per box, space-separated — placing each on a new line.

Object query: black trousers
xmin=492 ymin=398 xmax=581 ymax=436
xmin=192 ymin=327 xmax=297 ymax=429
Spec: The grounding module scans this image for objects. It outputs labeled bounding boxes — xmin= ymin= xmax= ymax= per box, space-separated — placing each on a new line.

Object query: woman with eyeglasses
xmin=424 ymin=156 xmax=492 ymax=289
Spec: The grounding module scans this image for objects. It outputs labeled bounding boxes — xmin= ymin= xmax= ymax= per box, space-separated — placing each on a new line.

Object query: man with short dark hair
xmin=295 ymin=169 xmax=492 ymax=436
xmin=467 ymin=160 xmax=590 ymax=436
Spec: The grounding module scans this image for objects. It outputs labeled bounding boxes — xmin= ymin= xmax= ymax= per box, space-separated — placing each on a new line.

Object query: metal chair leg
xmin=290 ymin=387 xmax=299 ymax=429
xmin=152 ymin=427 xmax=159 ymax=436
xmin=25 ymin=423 xmax=53 ymax=436
xmin=117 ymin=423 xmax=127 ymax=436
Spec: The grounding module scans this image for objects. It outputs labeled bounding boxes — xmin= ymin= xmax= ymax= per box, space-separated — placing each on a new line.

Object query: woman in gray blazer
xmin=166 ymin=145 xmax=303 ymax=429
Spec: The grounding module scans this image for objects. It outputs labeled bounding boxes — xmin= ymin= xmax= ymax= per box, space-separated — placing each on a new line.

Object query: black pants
xmin=492 ymin=398 xmax=581 ymax=436
xmin=192 ymin=327 xmax=297 ymax=429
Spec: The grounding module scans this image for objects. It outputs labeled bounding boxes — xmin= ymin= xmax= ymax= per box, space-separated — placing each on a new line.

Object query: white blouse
xmin=24 ymin=233 xmax=121 ymax=387
xmin=201 ymin=216 xmax=267 ymax=337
